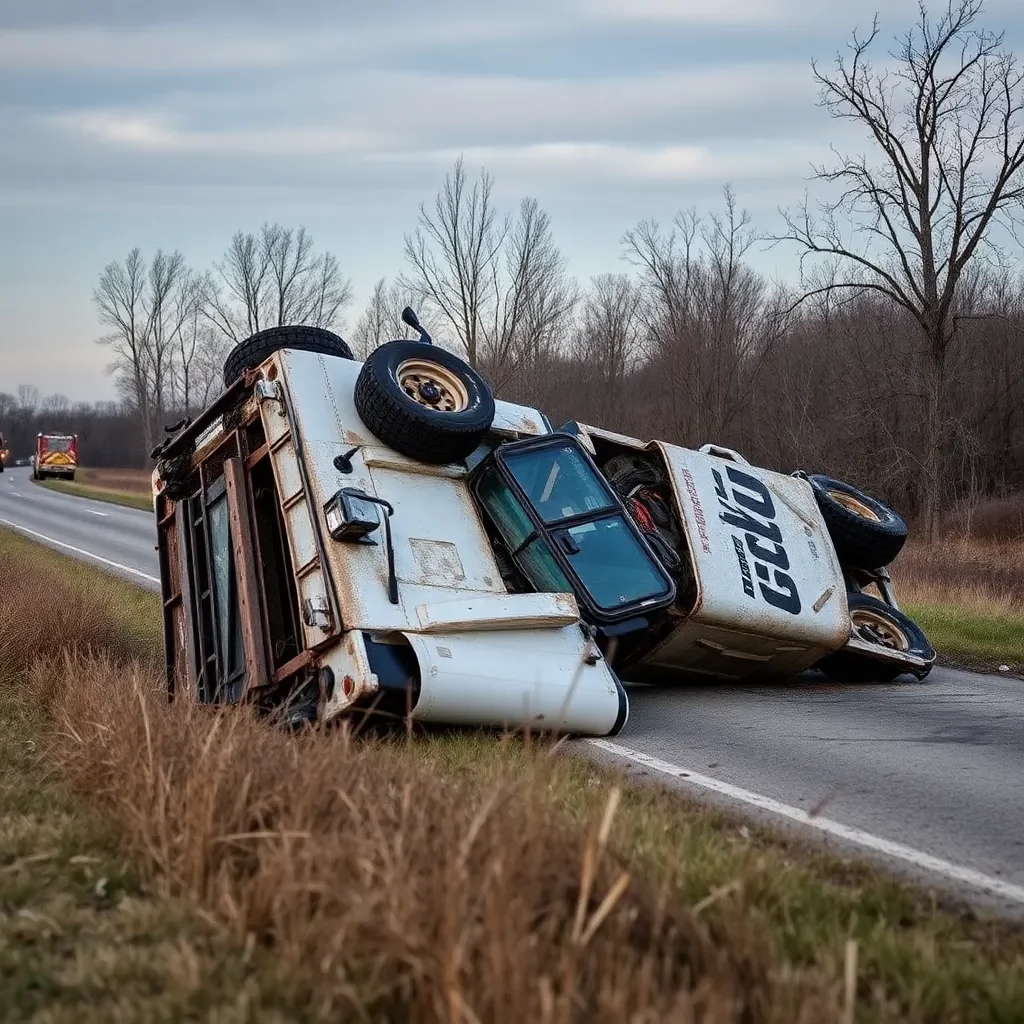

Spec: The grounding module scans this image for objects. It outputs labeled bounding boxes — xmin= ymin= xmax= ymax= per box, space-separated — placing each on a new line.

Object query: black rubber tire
xmin=819 ymin=592 xmax=934 ymax=683
xmin=807 ymin=474 xmax=907 ymax=570
xmin=223 ymin=325 xmax=353 ymax=387
xmin=67 ymin=471 xmax=75 ymax=482
xmin=354 ymin=342 xmax=495 ymax=464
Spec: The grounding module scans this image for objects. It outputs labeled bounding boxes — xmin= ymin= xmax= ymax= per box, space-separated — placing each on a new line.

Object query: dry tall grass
xmin=6 ymin=531 xmax=1024 ymax=1022
xmin=0 ymin=533 xmax=848 ymax=1022
xmin=891 ymin=538 xmax=1024 ymax=616
xmin=78 ymin=467 xmax=153 ymax=494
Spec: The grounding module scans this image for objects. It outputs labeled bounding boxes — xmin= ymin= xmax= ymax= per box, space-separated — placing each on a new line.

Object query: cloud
xmin=43 ymin=61 xmax=818 ymax=154
xmin=0 ymin=10 xmax=560 ymax=74
xmin=580 ymin=0 xmax=799 ymax=25
xmin=60 ymin=111 xmax=386 ymax=157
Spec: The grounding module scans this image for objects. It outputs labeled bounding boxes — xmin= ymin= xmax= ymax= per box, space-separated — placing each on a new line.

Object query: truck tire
xmin=354 ymin=342 xmax=495 ymax=464
xmin=223 ymin=325 xmax=353 ymax=387
xmin=819 ymin=592 xmax=934 ymax=683
xmin=807 ymin=474 xmax=907 ymax=569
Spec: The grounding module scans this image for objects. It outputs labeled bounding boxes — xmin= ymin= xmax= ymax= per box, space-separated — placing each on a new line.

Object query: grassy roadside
xmin=892 ymin=540 xmax=1024 ymax=675
xmin=0 ymin=534 xmax=310 ymax=1022
xmin=34 ymin=473 xmax=154 ymax=512
xmin=903 ymin=602 xmax=1024 ymax=673
xmin=4 ymin=527 xmax=1024 ymax=1021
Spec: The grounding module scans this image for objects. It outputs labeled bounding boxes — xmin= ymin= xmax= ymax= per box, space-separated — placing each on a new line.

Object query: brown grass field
xmin=4 ymin=528 xmax=1024 ymax=1022
xmin=892 ymin=538 xmax=1024 ymax=613
xmin=76 ymin=467 xmax=153 ymax=494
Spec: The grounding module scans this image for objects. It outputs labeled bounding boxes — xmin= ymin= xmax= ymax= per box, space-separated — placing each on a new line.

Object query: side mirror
xmin=401 ymin=306 xmax=432 ymax=345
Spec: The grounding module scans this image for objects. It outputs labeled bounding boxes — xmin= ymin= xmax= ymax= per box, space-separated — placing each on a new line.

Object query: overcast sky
xmin=2 ymin=0 xmax=1022 ymax=401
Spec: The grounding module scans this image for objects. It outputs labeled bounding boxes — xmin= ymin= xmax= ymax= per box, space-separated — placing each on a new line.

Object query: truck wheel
xmin=819 ymin=592 xmax=934 ymax=683
xmin=223 ymin=325 xmax=353 ymax=387
xmin=806 ymin=474 xmax=907 ymax=569
xmin=68 ymin=471 xmax=75 ymax=481
xmin=354 ymin=341 xmax=495 ymax=464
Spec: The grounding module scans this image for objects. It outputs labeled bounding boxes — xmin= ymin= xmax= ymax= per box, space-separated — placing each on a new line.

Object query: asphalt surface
xmin=3 ymin=465 xmax=1022 ymax=912
xmin=0 ymin=467 xmax=159 ymax=588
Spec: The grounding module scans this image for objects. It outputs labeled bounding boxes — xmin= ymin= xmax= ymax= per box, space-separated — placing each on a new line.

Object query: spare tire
xmin=223 ymin=325 xmax=353 ymax=387
xmin=807 ymin=474 xmax=907 ymax=570
xmin=354 ymin=342 xmax=494 ymax=464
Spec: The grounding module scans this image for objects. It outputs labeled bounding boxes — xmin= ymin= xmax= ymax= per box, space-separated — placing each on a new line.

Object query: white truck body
xmin=153 ymin=343 xmax=932 ymax=740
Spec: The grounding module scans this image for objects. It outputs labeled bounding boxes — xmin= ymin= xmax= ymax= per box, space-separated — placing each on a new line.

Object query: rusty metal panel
xmin=224 ymin=458 xmax=270 ymax=695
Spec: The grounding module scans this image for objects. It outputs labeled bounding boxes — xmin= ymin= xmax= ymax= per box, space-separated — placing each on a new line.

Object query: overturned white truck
xmin=152 ymin=311 xmax=934 ymax=737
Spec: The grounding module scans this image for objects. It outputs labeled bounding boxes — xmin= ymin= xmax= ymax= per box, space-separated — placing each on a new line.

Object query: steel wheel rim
xmin=396 ymin=359 xmax=469 ymax=413
xmin=851 ymin=608 xmax=909 ymax=651
xmin=828 ymin=489 xmax=881 ymax=522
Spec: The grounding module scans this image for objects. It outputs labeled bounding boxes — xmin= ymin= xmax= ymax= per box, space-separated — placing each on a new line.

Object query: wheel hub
xmin=417 ymin=380 xmax=442 ymax=404
xmin=828 ymin=489 xmax=881 ymax=522
xmin=851 ymin=608 xmax=908 ymax=651
xmin=396 ymin=358 xmax=469 ymax=413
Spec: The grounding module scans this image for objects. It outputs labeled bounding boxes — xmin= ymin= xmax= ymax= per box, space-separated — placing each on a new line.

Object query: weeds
xmin=4 ymin=528 xmax=1024 ymax=1021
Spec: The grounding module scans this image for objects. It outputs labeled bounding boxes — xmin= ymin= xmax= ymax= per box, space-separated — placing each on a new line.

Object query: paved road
xmin=0 ymin=467 xmax=159 ymax=588
xmin=3 ymin=465 xmax=1022 ymax=912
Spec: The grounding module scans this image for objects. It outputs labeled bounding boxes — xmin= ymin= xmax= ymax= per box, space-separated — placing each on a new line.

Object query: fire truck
xmin=32 ymin=433 xmax=78 ymax=480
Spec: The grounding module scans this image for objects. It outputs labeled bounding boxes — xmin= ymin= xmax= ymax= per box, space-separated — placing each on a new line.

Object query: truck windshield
xmin=475 ymin=438 xmax=675 ymax=622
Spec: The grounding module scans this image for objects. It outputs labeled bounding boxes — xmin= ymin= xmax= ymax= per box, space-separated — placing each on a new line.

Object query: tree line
xmin=2 ymin=1 xmax=1022 ymax=537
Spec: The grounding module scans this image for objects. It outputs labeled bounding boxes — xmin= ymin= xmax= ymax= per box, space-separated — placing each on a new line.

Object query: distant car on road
xmin=151 ymin=311 xmax=935 ymax=737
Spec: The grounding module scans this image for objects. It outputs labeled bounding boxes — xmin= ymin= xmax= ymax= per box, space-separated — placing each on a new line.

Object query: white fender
xmin=403 ymin=626 xmax=628 ymax=736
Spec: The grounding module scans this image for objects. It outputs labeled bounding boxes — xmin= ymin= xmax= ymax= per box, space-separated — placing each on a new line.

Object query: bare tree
xmin=41 ymin=393 xmax=71 ymax=416
xmin=16 ymin=384 xmax=41 ymax=417
xmin=776 ymin=0 xmax=1024 ymax=539
xmin=404 ymin=157 xmax=508 ymax=366
xmin=351 ymin=277 xmax=417 ymax=357
xmin=94 ymin=248 xmax=203 ymax=453
xmin=625 ymin=187 xmax=771 ymax=444
xmin=573 ymin=273 xmax=642 ymax=420
xmin=143 ymin=249 xmax=189 ymax=429
xmin=207 ymin=224 xmax=352 ymax=343
xmin=404 ymin=160 xmax=576 ymax=378
xmin=170 ymin=270 xmax=212 ymax=413
xmin=94 ymin=248 xmax=150 ymax=446
xmin=485 ymin=198 xmax=578 ymax=387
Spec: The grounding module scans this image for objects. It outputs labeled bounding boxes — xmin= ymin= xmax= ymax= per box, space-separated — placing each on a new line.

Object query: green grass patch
xmin=34 ymin=477 xmax=154 ymax=512
xmin=904 ymin=601 xmax=1024 ymax=672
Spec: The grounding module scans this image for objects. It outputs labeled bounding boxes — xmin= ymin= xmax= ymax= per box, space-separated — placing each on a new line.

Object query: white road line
xmin=588 ymin=737 xmax=1024 ymax=906
xmin=0 ymin=517 xmax=159 ymax=584
xmin=86 ymin=509 xmax=109 ymax=517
